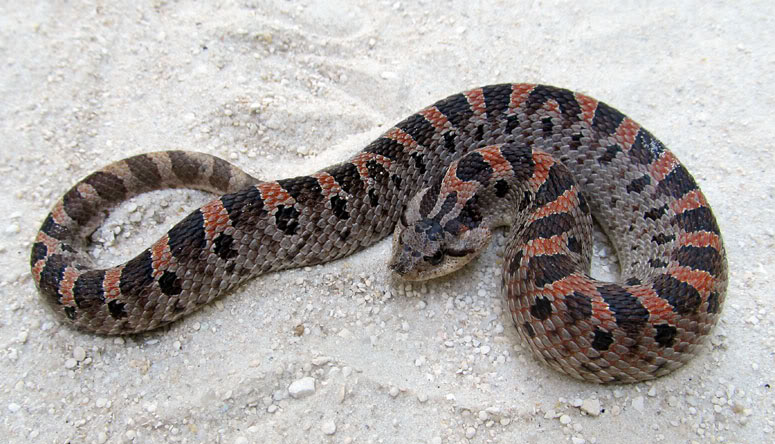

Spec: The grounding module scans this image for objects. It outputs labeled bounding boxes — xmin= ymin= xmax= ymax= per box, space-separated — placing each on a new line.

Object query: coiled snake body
xmin=31 ymin=84 xmax=727 ymax=383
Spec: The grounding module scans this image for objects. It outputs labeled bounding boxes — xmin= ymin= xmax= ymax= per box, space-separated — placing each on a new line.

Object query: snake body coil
xmin=31 ymin=84 xmax=727 ymax=383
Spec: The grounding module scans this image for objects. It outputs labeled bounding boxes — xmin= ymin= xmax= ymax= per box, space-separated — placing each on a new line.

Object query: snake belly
xmin=31 ymin=84 xmax=727 ymax=383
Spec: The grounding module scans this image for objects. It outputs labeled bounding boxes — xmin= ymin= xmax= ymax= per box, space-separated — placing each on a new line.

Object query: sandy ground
xmin=1 ymin=1 xmax=773 ymax=443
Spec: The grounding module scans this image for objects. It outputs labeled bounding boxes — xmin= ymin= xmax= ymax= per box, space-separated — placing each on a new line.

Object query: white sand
xmin=1 ymin=1 xmax=771 ymax=443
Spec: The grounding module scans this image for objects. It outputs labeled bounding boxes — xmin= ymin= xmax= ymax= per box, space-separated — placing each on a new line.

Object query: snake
xmin=31 ymin=83 xmax=727 ymax=383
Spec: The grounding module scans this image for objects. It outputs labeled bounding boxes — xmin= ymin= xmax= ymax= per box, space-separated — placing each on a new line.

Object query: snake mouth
xmin=388 ymin=258 xmax=426 ymax=281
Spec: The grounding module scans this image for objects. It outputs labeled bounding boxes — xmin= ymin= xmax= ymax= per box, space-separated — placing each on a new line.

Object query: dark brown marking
xmin=627 ymin=175 xmax=651 ymax=194
xmin=107 ymin=300 xmax=127 ymax=319
xmin=648 ymin=258 xmax=668 ymax=268
xmin=391 ymin=174 xmax=402 ymax=189
xmin=328 ymin=163 xmax=363 ymax=196
xmin=673 ymin=207 xmax=720 ymax=235
xmin=275 ymin=205 xmax=300 ymax=235
xmin=494 ymin=179 xmax=509 ymax=198
xmin=541 ymin=116 xmax=554 ymax=135
xmin=168 ymin=151 xmax=201 ymax=184
xmin=629 ymin=129 xmax=663 ymax=165
xmin=591 ymin=328 xmax=614 ymax=351
xmin=645 ymin=204 xmax=668 ymax=221
xmin=455 ymin=151 xmax=493 ymax=184
xmin=657 ymin=164 xmax=698 ymax=199
xmin=62 ymin=188 xmax=93 ymax=226
xmin=527 ymin=85 xmax=582 ymax=122
xmin=654 ymin=324 xmax=678 ymax=348
xmin=433 ymin=192 xmax=458 ymax=221
xmin=707 ymin=292 xmax=721 ymax=314
xmin=30 ymin=242 xmax=48 ymax=266
xmin=590 ymin=100 xmax=626 ymax=135
xmin=330 ymin=195 xmax=349 ymax=219
xmin=527 ymin=254 xmax=576 ymax=288
xmin=365 ymin=137 xmax=406 ymax=162
xmin=481 ymin=84 xmax=513 ymax=117
xmin=167 ymin=210 xmax=207 ymax=258
xmin=38 ymin=254 xmax=67 ymax=303
xmin=365 ymin=160 xmax=389 ymax=184
xmin=158 ymin=271 xmax=183 ymax=296
xmin=119 ymin=250 xmax=154 ymax=296
xmin=534 ymin=163 xmax=575 ymax=207
xmin=508 ymin=250 xmax=523 ymax=275
xmin=458 ymin=195 xmax=483 ymax=229
xmin=435 ymin=93 xmax=474 ymax=128
xmin=209 ymin=157 xmax=233 ymax=191
xmin=84 ymin=171 xmax=128 ymax=201
xmin=652 ymin=274 xmax=702 ymax=315
xmin=652 ymin=233 xmax=676 ymax=245
xmin=278 ymin=176 xmax=323 ymax=205
xmin=522 ymin=212 xmax=576 ymax=242
xmin=221 ymin=187 xmax=265 ymax=229
xmin=40 ymin=214 xmax=70 ymax=241
xmin=577 ymin=192 xmax=589 ymax=214
xmin=396 ymin=113 xmax=436 ymax=148
xmin=565 ymin=291 xmax=592 ymax=321
xmin=419 ymin=182 xmax=441 ymax=218
xmin=671 ymin=245 xmax=723 ymax=276
xmin=500 ymin=144 xmax=535 ymax=181
xmin=566 ymin=236 xmax=582 ymax=254
xmin=597 ymin=145 xmax=621 ymax=164
xmin=530 ymin=296 xmax=553 ymax=321
xmin=597 ymin=284 xmax=649 ymax=336
xmin=213 ymin=233 xmax=238 ymax=260
xmin=411 ymin=153 xmax=426 ymax=174
xmin=125 ymin=154 xmax=162 ymax=186
xmin=73 ymin=270 xmax=106 ymax=308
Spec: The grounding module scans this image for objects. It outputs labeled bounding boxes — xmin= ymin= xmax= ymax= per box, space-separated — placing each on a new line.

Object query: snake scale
xmin=31 ymin=84 xmax=727 ymax=383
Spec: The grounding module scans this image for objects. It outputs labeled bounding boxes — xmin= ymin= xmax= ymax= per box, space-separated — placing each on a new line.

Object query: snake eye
xmin=424 ymin=250 xmax=444 ymax=265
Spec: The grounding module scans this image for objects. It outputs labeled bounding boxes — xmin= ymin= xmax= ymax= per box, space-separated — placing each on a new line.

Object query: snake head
xmin=388 ymin=190 xmax=492 ymax=281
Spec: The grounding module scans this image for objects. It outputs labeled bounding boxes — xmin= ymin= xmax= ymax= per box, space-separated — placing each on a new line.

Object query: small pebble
xmin=632 ymin=396 xmax=645 ymax=412
xmin=389 ymin=387 xmax=400 ymax=398
xmin=64 ymin=358 xmax=77 ymax=369
xmin=321 ymin=420 xmax=337 ymax=435
xmin=465 ymin=427 xmax=476 ymax=438
xmin=581 ymin=399 xmax=602 ymax=416
xmin=288 ymin=377 xmax=316 ymax=399
xmin=72 ymin=346 xmax=86 ymax=362
xmin=560 ymin=414 xmax=572 ymax=425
